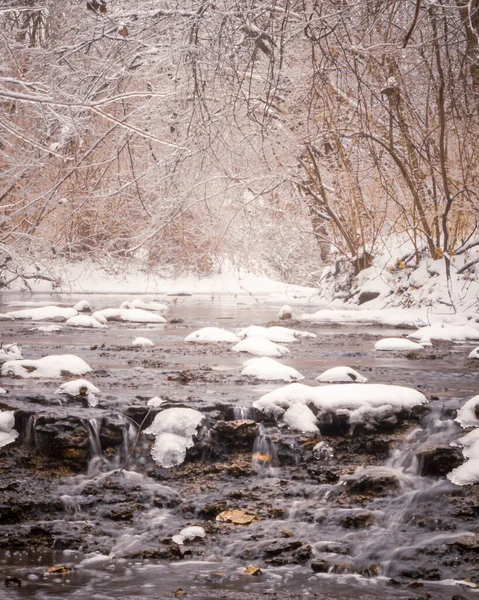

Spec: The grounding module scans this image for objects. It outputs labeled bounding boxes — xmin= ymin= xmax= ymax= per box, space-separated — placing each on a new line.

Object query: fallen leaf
xmin=173 ymin=589 xmax=187 ymax=598
xmin=244 ymin=565 xmax=262 ymax=576
xmin=47 ymin=565 xmax=72 ymax=575
xmin=216 ymin=509 xmax=258 ymax=525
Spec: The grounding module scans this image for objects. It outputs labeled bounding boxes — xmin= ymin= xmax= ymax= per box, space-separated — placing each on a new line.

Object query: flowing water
xmin=0 ymin=291 xmax=478 ymax=599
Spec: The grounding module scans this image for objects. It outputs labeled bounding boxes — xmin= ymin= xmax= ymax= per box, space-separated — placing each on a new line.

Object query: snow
xmin=455 ymin=395 xmax=479 ymax=428
xmin=2 ymin=354 xmax=92 ymax=379
xmin=253 ymin=382 xmax=427 ymax=430
xmin=316 ymin=366 xmax=367 ymax=383
xmin=409 ymin=323 xmax=479 ymax=344
xmin=120 ymin=299 xmax=168 ymax=312
xmin=469 ymin=347 xmax=479 ymax=359
xmin=242 ymin=357 xmax=304 ymax=382
xmin=66 ymin=315 xmax=107 ymax=328
xmin=278 ymin=305 xmax=293 ymax=319
xmin=374 ymin=338 xmax=424 ymax=351
xmin=143 ymin=407 xmax=204 ymax=468
xmin=74 ymin=300 xmax=92 ymax=312
xmin=185 ymin=327 xmax=239 ymax=343
xmin=299 ymin=308 xmax=423 ymax=328
xmin=0 ymin=388 xmax=6 ymax=395
xmin=0 ymin=410 xmax=18 ymax=448
xmin=55 ymin=379 xmax=100 ymax=406
xmin=236 ymin=325 xmax=315 ymax=343
xmin=0 ymin=314 xmax=14 ymax=321
xmin=283 ymin=403 xmax=318 ymax=432
xmin=0 ymin=343 xmax=23 ymax=363
xmin=6 ymin=306 xmax=78 ymax=321
xmin=448 ymin=429 xmax=479 ymax=486
xmin=172 ymin=526 xmax=206 ymax=545
xmin=132 ymin=337 xmax=154 ymax=347
xmin=147 ymin=396 xmax=165 ymax=407
xmin=92 ymin=308 xmax=167 ymax=323
xmin=36 ymin=325 xmax=63 ymax=332
xmin=232 ymin=336 xmax=289 ymax=357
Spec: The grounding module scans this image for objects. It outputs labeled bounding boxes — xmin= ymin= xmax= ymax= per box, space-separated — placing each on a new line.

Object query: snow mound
xmin=0 ymin=410 xmax=18 ymax=448
xmin=147 ymin=396 xmax=165 ymax=407
xmin=6 ymin=306 xmax=78 ymax=321
xmin=374 ymin=338 xmax=424 ymax=351
xmin=143 ymin=407 xmax=204 ymax=468
xmin=92 ymin=308 xmax=167 ymax=323
xmin=409 ymin=323 xmax=479 ymax=344
xmin=132 ymin=337 xmax=154 ymax=347
xmin=232 ymin=336 xmax=289 ymax=357
xmin=55 ymin=379 xmax=100 ymax=407
xmin=316 ymin=366 xmax=367 ymax=383
xmin=120 ymin=299 xmax=168 ymax=312
xmin=236 ymin=325 xmax=315 ymax=343
xmin=299 ymin=309 xmax=420 ymax=328
xmin=242 ymin=357 xmax=304 ymax=382
xmin=185 ymin=327 xmax=239 ymax=343
xmin=74 ymin=300 xmax=92 ymax=312
xmin=455 ymin=395 xmax=479 ymax=428
xmin=0 ymin=314 xmax=14 ymax=321
xmin=66 ymin=315 xmax=106 ymax=328
xmin=283 ymin=403 xmax=318 ymax=432
xmin=172 ymin=526 xmax=206 ymax=545
xmin=36 ymin=325 xmax=63 ymax=333
xmin=253 ymin=382 xmax=427 ymax=431
xmin=0 ymin=388 xmax=6 ymax=395
xmin=448 ymin=429 xmax=479 ymax=486
xmin=468 ymin=347 xmax=479 ymax=359
xmin=0 ymin=343 xmax=23 ymax=363
xmin=2 ymin=354 xmax=92 ymax=379
xmin=278 ymin=305 xmax=293 ymax=320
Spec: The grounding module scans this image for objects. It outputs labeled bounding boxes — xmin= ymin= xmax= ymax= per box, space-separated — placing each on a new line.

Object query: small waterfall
xmin=24 ymin=415 xmax=37 ymax=446
xmin=84 ymin=417 xmax=107 ymax=475
xmin=232 ymin=406 xmax=252 ymax=420
xmin=252 ymin=424 xmax=277 ymax=471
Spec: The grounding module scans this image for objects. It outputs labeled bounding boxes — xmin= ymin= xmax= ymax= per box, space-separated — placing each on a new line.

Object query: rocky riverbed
xmin=0 ymin=293 xmax=478 ymax=600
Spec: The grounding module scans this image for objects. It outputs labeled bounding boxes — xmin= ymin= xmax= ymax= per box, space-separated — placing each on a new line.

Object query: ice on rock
xmin=468 ymin=347 xmax=479 ymax=359
xmin=236 ymin=325 xmax=315 ymax=343
xmin=6 ymin=306 xmax=78 ymax=321
xmin=185 ymin=327 xmax=239 ymax=343
xmin=66 ymin=315 xmax=106 ymax=328
xmin=144 ymin=407 xmax=204 ymax=468
xmin=55 ymin=379 xmax=100 ymax=406
xmin=92 ymin=308 xmax=167 ymax=323
xmin=374 ymin=338 xmax=424 ymax=351
xmin=0 ymin=343 xmax=23 ymax=363
xmin=120 ymin=299 xmax=168 ymax=312
xmin=409 ymin=323 xmax=479 ymax=344
xmin=455 ymin=395 xmax=479 ymax=428
xmin=2 ymin=354 xmax=92 ymax=379
xmin=0 ymin=410 xmax=18 ymax=448
xmin=132 ymin=337 xmax=154 ymax=347
xmin=242 ymin=357 xmax=304 ymax=382
xmin=316 ymin=366 xmax=367 ymax=383
xmin=448 ymin=429 xmax=479 ymax=486
xmin=73 ymin=300 xmax=92 ymax=312
xmin=172 ymin=526 xmax=206 ymax=545
xmin=232 ymin=336 xmax=289 ymax=357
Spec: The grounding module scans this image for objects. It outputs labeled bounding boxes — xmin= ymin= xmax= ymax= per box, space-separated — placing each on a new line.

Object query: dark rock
xmin=358 ymin=291 xmax=380 ymax=305
xmin=292 ymin=544 xmax=312 ymax=564
xmin=416 ymin=444 xmax=464 ymax=477
xmin=99 ymin=414 xmax=130 ymax=449
xmin=33 ymin=415 xmax=90 ymax=471
xmin=447 ymin=534 xmax=479 ymax=551
xmin=344 ymin=473 xmax=400 ymax=497
xmin=340 ymin=511 xmax=375 ymax=529
xmin=211 ymin=420 xmax=259 ymax=450
xmin=261 ymin=539 xmax=303 ymax=557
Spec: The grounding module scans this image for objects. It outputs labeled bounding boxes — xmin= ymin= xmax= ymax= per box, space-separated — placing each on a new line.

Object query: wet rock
xmin=358 ymin=291 xmax=380 ymax=305
xmin=261 ymin=539 xmax=303 ymax=557
xmin=400 ymin=566 xmax=441 ymax=581
xmin=306 ymin=465 xmax=340 ymax=484
xmin=33 ymin=416 xmax=90 ymax=471
xmin=344 ymin=473 xmax=400 ymax=497
xmin=339 ymin=511 xmax=375 ymax=529
xmin=416 ymin=444 xmax=464 ymax=477
xmin=211 ymin=420 xmax=259 ymax=452
xmin=447 ymin=534 xmax=479 ymax=551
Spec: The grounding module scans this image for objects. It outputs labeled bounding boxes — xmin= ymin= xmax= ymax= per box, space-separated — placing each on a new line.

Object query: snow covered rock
xmin=236 ymin=325 xmax=315 ymax=343
xmin=172 ymin=526 xmax=206 ymax=545
xmin=232 ymin=336 xmax=289 ymax=357
xmin=455 ymin=395 xmax=479 ymax=428
xmin=120 ymin=299 xmax=168 ymax=312
xmin=73 ymin=300 xmax=92 ymax=312
xmin=409 ymin=323 xmax=479 ymax=344
xmin=36 ymin=325 xmax=63 ymax=333
xmin=6 ymin=306 xmax=78 ymax=321
xmin=374 ymin=338 xmax=424 ymax=351
xmin=242 ymin=357 xmax=304 ymax=382
xmin=185 ymin=327 xmax=240 ymax=343
xmin=283 ymin=403 xmax=318 ymax=432
xmin=0 ymin=410 xmax=18 ymax=448
xmin=468 ymin=347 xmax=479 ymax=359
xmin=66 ymin=315 xmax=106 ymax=328
xmin=0 ymin=343 xmax=23 ymax=363
xmin=55 ymin=379 xmax=100 ymax=406
xmin=132 ymin=337 xmax=154 ymax=347
xmin=278 ymin=305 xmax=293 ymax=320
xmin=316 ymin=366 xmax=367 ymax=383
xmin=2 ymin=354 xmax=92 ymax=379
xmin=448 ymin=429 xmax=479 ymax=486
xmin=0 ymin=388 xmax=6 ymax=395
xmin=92 ymin=308 xmax=167 ymax=323
xmin=147 ymin=396 xmax=165 ymax=407
xmin=0 ymin=314 xmax=14 ymax=321
xmin=143 ymin=407 xmax=204 ymax=468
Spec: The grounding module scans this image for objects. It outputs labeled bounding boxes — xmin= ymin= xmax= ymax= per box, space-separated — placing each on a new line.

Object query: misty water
xmin=0 ymin=292 xmax=478 ymax=600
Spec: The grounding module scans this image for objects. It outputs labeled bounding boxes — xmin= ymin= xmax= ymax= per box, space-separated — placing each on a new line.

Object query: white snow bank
xmin=0 ymin=314 xmax=14 ymax=321
xmin=120 ymin=299 xmax=168 ymax=312
xmin=0 ymin=410 xmax=18 ymax=448
xmin=455 ymin=395 xmax=479 ymax=428
xmin=74 ymin=300 xmax=92 ymax=312
xmin=143 ymin=407 xmax=204 ymax=468
xmin=316 ymin=366 xmax=367 ymax=383
xmin=0 ymin=344 xmax=23 ymax=363
xmin=92 ymin=308 xmax=167 ymax=323
xmin=232 ymin=336 xmax=289 ymax=357
xmin=6 ymin=306 xmax=77 ymax=321
xmin=468 ymin=347 xmax=479 ymax=359
xmin=66 ymin=315 xmax=106 ymax=328
xmin=132 ymin=337 xmax=154 ymax=347
xmin=374 ymin=338 xmax=424 ymax=351
xmin=242 ymin=357 xmax=304 ymax=382
xmin=36 ymin=325 xmax=63 ymax=332
xmin=409 ymin=323 xmax=479 ymax=344
xmin=283 ymin=403 xmax=319 ymax=433
xmin=172 ymin=526 xmax=206 ymax=545
xmin=2 ymin=354 xmax=92 ymax=379
xmin=299 ymin=308 xmax=422 ymax=328
xmin=253 ymin=382 xmax=427 ymax=431
xmin=185 ymin=327 xmax=239 ymax=343
xmin=236 ymin=325 xmax=315 ymax=343
xmin=55 ymin=379 xmax=100 ymax=407
xmin=448 ymin=429 xmax=479 ymax=486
